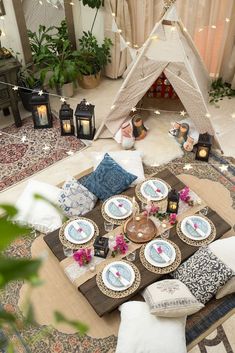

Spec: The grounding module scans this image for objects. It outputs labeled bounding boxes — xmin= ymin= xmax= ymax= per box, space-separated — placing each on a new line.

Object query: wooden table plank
xmin=44 ymin=168 xmax=185 ymax=262
xmin=79 ymin=208 xmax=231 ymax=316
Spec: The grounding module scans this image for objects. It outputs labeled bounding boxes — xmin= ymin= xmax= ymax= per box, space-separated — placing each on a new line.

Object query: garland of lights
xmin=0 ymin=79 xmax=233 ymax=173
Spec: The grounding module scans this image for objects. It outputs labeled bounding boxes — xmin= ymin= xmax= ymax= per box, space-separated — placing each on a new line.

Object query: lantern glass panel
xmin=33 ymin=105 xmax=49 ymax=126
xmin=62 ymin=120 xmax=72 ymax=134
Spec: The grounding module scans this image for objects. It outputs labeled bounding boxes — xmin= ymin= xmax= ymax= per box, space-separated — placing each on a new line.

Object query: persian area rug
xmin=0 ymin=116 xmax=86 ymax=192
xmin=1 ymin=152 xmax=235 ymax=353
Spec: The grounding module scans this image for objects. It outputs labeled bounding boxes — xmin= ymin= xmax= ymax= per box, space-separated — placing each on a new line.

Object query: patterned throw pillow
xmin=171 ymin=247 xmax=234 ymax=304
xmin=142 ymin=279 xmax=204 ymax=317
xmin=59 ymin=178 xmax=97 ymax=217
xmin=83 ymin=153 xmax=137 ymax=200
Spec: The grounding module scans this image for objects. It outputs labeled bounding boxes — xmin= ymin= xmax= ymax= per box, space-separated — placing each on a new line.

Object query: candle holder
xmin=75 ymin=99 xmax=96 ymax=140
xmin=30 ymin=90 xmax=53 ymax=129
xmin=59 ymin=102 xmax=74 ymax=136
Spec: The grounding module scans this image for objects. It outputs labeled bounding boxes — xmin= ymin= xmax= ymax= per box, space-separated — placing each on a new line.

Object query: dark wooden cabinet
xmin=0 ymin=58 xmax=22 ymax=127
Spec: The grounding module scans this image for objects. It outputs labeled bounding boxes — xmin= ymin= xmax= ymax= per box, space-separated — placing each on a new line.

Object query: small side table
xmin=0 ymin=58 xmax=22 ymax=127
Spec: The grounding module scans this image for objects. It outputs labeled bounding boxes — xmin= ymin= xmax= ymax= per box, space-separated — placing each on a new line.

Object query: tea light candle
xmin=89 ymin=265 xmax=96 ymax=273
xmin=135 ymin=216 xmax=141 ymax=221
xmin=137 ymin=232 xmax=143 ymax=238
xmin=196 ymin=198 xmax=202 ymax=205
xmin=162 ymin=223 xmax=167 ymax=229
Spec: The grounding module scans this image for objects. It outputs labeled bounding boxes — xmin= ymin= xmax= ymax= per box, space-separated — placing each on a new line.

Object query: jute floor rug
xmin=0 ymin=116 xmax=86 ymax=192
xmin=1 ymin=151 xmax=235 ymax=353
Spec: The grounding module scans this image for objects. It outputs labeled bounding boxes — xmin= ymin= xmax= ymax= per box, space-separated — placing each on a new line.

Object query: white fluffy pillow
xmin=209 ymin=236 xmax=235 ymax=299
xmin=15 ymin=180 xmax=63 ymax=233
xmin=116 ymin=301 xmax=187 ymax=353
xmin=90 ymin=151 xmax=145 ymax=186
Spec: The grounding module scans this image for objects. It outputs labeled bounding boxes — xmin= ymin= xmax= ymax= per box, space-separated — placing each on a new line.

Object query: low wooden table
xmin=44 ymin=169 xmax=231 ymax=317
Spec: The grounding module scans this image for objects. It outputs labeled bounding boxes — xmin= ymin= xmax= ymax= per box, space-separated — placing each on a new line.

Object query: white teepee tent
xmin=95 ymin=4 xmax=216 ymax=140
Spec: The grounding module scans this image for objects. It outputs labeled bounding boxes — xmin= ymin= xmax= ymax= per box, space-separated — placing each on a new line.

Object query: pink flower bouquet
xmin=179 ymin=187 xmax=194 ymax=206
xmin=112 ymin=234 xmax=129 ymax=257
xmin=73 ymin=248 xmax=92 ymax=267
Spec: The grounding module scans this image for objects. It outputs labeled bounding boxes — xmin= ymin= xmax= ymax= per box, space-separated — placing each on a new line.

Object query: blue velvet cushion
xmin=83 ymin=153 xmax=137 ymax=200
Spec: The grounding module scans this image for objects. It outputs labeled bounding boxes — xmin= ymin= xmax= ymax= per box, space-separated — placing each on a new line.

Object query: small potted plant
xmin=76 ymin=31 xmax=112 ymax=89
xmin=17 ymin=66 xmax=41 ymax=111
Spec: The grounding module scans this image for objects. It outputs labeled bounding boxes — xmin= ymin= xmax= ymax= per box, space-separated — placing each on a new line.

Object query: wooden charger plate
xmin=123 ymin=215 xmax=157 ymax=244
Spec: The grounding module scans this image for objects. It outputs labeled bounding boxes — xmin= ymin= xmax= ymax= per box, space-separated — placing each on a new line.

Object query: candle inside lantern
xmin=63 ymin=122 xmax=71 ymax=133
xmin=169 ymin=202 xmax=177 ymax=210
xmin=37 ymin=105 xmax=48 ymax=125
xmin=198 ymin=148 xmax=208 ymax=158
xmin=81 ymin=120 xmax=90 ymax=135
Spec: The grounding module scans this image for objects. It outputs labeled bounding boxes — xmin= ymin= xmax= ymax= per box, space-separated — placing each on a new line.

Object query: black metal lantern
xmin=93 ymin=236 xmax=109 ymax=258
xmin=59 ymin=102 xmax=74 ymax=136
xmin=195 ymin=133 xmax=212 ymax=162
xmin=30 ymin=91 xmax=53 ymax=129
xmin=167 ymin=189 xmax=179 ymax=214
xmin=75 ymin=98 xmax=95 ymax=140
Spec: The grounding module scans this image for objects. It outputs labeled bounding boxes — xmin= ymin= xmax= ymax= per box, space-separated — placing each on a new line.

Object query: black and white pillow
xmin=171 ymin=247 xmax=233 ymax=304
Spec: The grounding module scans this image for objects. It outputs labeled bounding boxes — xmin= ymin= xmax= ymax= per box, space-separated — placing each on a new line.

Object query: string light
xmin=21 ymin=136 xmax=27 ymax=143
xmin=111 ymin=12 xmax=116 ymax=17
xmin=180 ymin=111 xmax=186 ymax=116
xmin=183 ymin=163 xmax=193 ymax=170
xmin=1 ymin=80 xmax=95 ymax=107
xmin=225 ymin=18 xmax=230 ymax=23
xmin=38 ymin=90 xmax=44 ymax=96
xmin=66 ymin=150 xmax=74 ymax=156
xmin=60 ymin=97 xmax=66 ymax=103
xmin=118 ymin=29 xmax=122 ymax=33
xmin=42 ymin=145 xmax=50 ymax=151
xmin=219 ymin=165 xmax=228 ymax=172
xmin=150 ymin=35 xmax=158 ymax=40
xmin=69 ymin=1 xmax=75 ymax=5
xmin=110 ymin=105 xmax=116 ymax=110
xmin=131 ymin=107 xmax=137 ymax=112
xmin=154 ymin=110 xmax=161 ymax=115
xmin=39 ymin=0 xmax=43 ymax=5
xmin=198 ymin=28 xmax=203 ymax=32
xmin=231 ymin=113 xmax=235 ymax=119
xmin=133 ymin=44 xmax=139 ymax=48
xmin=211 ymin=25 xmax=216 ymax=29
xmin=205 ymin=113 xmax=211 ymax=118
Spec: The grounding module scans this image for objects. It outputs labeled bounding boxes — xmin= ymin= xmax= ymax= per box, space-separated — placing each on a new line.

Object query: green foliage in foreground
xmin=0 ymin=200 xmax=87 ymax=352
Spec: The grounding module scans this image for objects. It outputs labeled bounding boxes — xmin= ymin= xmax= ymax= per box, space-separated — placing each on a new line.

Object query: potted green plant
xmin=77 ymin=31 xmax=112 ymax=88
xmin=17 ymin=66 xmax=41 ymax=111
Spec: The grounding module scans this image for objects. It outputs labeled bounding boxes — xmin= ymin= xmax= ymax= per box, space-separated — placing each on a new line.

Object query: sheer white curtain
xmin=176 ymin=0 xmax=234 ymax=78
xmin=104 ymin=0 xmax=235 ymax=80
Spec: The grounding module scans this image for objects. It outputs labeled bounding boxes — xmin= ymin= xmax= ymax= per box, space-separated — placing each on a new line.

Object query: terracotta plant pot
xmin=78 ymin=72 xmax=101 ymax=89
xmin=61 ymin=82 xmax=74 ymax=97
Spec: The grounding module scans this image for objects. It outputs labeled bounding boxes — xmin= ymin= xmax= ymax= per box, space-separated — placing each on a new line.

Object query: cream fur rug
xmin=135 ymin=112 xmax=184 ymax=166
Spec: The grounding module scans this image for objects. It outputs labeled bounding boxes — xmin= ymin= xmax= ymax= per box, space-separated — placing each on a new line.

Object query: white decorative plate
xmin=102 ymin=261 xmax=135 ymax=291
xmin=140 ymin=179 xmax=168 ymax=201
xmin=144 ymin=239 xmax=176 ymax=267
xmin=181 ymin=216 xmax=211 ymax=240
xmin=104 ymin=196 xmax=133 ymax=220
xmin=64 ymin=219 xmax=95 ymax=245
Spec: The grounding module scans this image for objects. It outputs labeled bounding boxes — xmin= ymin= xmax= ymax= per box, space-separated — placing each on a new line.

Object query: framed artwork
xmin=0 ymin=1 xmax=5 ymax=16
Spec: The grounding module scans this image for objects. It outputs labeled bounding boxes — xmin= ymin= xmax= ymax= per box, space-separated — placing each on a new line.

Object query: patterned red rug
xmin=0 ymin=116 xmax=86 ymax=191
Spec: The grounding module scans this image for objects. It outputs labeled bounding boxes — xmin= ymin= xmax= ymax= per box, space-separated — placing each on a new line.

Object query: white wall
xmin=0 ymin=0 xmax=24 ymax=63
xmin=22 ymin=0 xmax=65 ymax=33
xmin=72 ymin=1 xmax=104 ymax=47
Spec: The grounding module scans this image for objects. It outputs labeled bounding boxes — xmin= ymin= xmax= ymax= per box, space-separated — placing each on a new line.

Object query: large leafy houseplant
xmin=78 ymin=31 xmax=112 ymax=76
